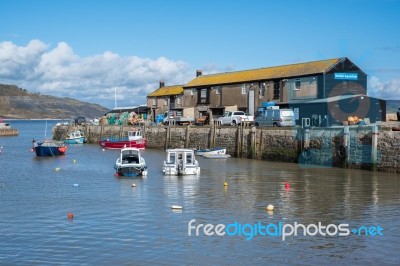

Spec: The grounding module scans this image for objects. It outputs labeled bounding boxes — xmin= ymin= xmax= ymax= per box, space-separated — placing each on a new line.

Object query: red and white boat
xmin=99 ymin=129 xmax=146 ymax=149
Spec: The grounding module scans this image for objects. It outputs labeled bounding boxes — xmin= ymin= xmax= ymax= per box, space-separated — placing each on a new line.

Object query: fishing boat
xmin=32 ymin=139 xmax=67 ymax=157
xmin=99 ymin=129 xmax=146 ymax=149
xmin=162 ymin=149 xmax=200 ymax=176
xmin=194 ymin=147 xmax=226 ymax=156
xmin=114 ymin=147 xmax=147 ymax=177
xmin=64 ymin=131 xmax=87 ymax=144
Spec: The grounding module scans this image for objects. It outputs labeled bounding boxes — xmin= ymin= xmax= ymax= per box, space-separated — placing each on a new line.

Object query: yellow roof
xmin=185 ymin=58 xmax=344 ymax=87
xmin=147 ymin=85 xmax=184 ymax=97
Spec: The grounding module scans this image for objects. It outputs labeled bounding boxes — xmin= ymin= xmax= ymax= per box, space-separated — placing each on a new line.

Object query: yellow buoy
xmin=266 ymin=204 xmax=274 ymax=211
xmin=224 ymin=182 xmax=228 ymax=187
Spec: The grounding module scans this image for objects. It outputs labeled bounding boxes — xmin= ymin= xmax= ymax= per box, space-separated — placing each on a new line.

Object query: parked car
xmin=254 ymin=109 xmax=295 ymax=127
xmin=74 ymin=116 xmax=86 ymax=125
xmin=217 ymin=111 xmax=254 ymax=126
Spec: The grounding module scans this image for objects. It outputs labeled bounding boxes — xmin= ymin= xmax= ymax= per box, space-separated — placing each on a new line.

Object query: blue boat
xmin=32 ymin=139 xmax=67 ymax=157
xmin=64 ymin=131 xmax=87 ymax=144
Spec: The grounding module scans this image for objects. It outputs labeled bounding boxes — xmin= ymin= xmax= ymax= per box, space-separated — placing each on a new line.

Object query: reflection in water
xmin=0 ymin=121 xmax=399 ymax=265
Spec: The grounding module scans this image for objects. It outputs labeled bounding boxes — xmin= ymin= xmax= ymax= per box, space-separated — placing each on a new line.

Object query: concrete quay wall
xmin=53 ymin=124 xmax=400 ymax=174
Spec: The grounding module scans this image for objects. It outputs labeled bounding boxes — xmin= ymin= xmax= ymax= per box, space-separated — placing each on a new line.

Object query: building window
xmin=176 ymin=95 xmax=182 ymax=105
xmin=259 ymin=83 xmax=266 ymax=99
xmin=152 ymin=98 xmax=157 ymax=106
xmin=215 ymin=86 xmax=221 ymax=95
xmin=241 ymin=84 xmax=247 ymax=95
xmin=190 ymin=89 xmax=195 ymax=96
xmin=164 ymin=97 xmax=168 ymax=106
xmin=294 ymin=78 xmax=301 ymax=90
xmin=197 ymin=88 xmax=210 ymax=104
xmin=273 ymin=82 xmax=280 ymax=100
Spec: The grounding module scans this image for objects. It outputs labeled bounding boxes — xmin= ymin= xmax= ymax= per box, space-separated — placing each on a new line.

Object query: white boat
xmin=114 ymin=147 xmax=148 ymax=177
xmin=194 ymin=147 xmax=226 ymax=156
xmin=64 ymin=131 xmax=87 ymax=144
xmin=203 ymin=153 xmax=231 ymax=159
xmin=162 ymin=149 xmax=200 ymax=176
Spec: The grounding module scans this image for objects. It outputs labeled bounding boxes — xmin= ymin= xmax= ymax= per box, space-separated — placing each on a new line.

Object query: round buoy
xmin=54 ymin=167 xmax=60 ymax=172
xmin=284 ymin=182 xmax=290 ymax=189
xmin=73 ymin=159 xmax=76 ymax=163
xmin=266 ymin=204 xmax=274 ymax=211
xmin=67 ymin=212 xmax=74 ymax=219
xmin=131 ymin=183 xmax=136 ymax=187
xmin=224 ymin=182 xmax=228 ymax=187
xmin=142 ymin=170 xmax=148 ymax=176
xmin=102 ymin=149 xmax=105 ymax=152
xmin=171 ymin=205 xmax=183 ymax=210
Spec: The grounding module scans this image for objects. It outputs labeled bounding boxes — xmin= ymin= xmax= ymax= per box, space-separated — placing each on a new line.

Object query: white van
xmin=254 ymin=109 xmax=296 ymax=127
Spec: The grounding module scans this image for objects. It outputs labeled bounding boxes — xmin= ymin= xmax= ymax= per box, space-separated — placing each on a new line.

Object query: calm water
xmin=0 ymin=120 xmax=399 ymax=265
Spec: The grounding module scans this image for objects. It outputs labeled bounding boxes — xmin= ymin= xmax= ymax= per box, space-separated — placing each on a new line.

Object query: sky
xmin=0 ymin=0 xmax=399 ymax=109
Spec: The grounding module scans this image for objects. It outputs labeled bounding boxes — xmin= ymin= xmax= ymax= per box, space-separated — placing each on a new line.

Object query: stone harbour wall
xmin=53 ymin=124 xmax=400 ymax=174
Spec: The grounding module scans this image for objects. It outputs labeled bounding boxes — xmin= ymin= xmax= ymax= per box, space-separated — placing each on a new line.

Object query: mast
xmin=114 ymin=87 xmax=117 ymax=108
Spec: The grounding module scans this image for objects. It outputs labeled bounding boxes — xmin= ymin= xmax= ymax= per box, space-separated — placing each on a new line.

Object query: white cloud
xmin=368 ymin=76 xmax=400 ymax=99
xmin=0 ymin=40 xmax=192 ymax=108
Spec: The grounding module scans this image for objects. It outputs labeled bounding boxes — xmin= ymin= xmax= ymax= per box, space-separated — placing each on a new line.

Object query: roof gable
xmin=184 ymin=58 xmax=345 ymax=87
xmin=147 ymin=85 xmax=184 ymax=97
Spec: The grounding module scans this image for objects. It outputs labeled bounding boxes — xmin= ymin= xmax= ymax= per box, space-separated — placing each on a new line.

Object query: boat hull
xmin=99 ymin=139 xmax=146 ymax=149
xmin=162 ymin=165 xmax=200 ymax=176
xmin=115 ymin=165 xmax=147 ymax=177
xmin=195 ymin=148 xmax=226 ymax=156
xmin=33 ymin=142 xmax=67 ymax=157
xmin=203 ymin=154 xmax=231 ymax=159
xmin=64 ymin=137 xmax=86 ymax=144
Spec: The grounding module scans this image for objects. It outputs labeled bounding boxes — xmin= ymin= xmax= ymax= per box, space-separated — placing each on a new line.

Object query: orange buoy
xmin=67 ymin=212 xmax=74 ymax=219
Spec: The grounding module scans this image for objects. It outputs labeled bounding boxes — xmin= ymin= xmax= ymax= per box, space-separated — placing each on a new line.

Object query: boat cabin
xmin=121 ymin=148 xmax=140 ymax=164
xmin=163 ymin=149 xmax=200 ymax=175
xmin=128 ymin=129 xmax=143 ymax=141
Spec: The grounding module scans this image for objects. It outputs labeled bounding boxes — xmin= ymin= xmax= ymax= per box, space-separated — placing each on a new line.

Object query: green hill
xmin=0 ymin=84 xmax=110 ymax=119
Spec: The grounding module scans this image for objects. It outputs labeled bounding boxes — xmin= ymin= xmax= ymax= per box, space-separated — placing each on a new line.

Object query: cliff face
xmin=0 ymin=84 xmax=109 ymax=119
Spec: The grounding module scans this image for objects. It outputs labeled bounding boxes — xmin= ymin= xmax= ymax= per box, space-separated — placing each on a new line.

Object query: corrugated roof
xmin=185 ymin=58 xmax=344 ymax=87
xmin=147 ymin=85 xmax=184 ymax=97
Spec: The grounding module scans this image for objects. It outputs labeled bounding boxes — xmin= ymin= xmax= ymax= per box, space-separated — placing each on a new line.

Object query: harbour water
xmin=0 ymin=120 xmax=399 ymax=265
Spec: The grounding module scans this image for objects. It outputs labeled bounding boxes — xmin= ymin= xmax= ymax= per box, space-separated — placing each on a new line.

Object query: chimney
xmin=196 ymin=70 xmax=202 ymax=77
xmin=159 ymin=81 xmax=165 ymax=88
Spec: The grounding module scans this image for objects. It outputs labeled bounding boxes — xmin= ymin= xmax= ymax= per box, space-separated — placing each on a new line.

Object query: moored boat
xmin=203 ymin=153 xmax=231 ymax=159
xmin=64 ymin=131 xmax=87 ymax=144
xmin=162 ymin=149 xmax=200 ymax=176
xmin=194 ymin=147 xmax=226 ymax=156
xmin=32 ymin=139 xmax=67 ymax=157
xmin=114 ymin=147 xmax=147 ymax=177
xmin=99 ymin=129 xmax=146 ymax=149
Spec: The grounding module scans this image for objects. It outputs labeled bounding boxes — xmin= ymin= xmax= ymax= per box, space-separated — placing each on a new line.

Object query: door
xmin=248 ymin=89 xmax=255 ymax=116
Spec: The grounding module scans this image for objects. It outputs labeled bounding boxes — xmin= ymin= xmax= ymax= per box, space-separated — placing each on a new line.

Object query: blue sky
xmin=0 ymin=0 xmax=399 ymax=109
